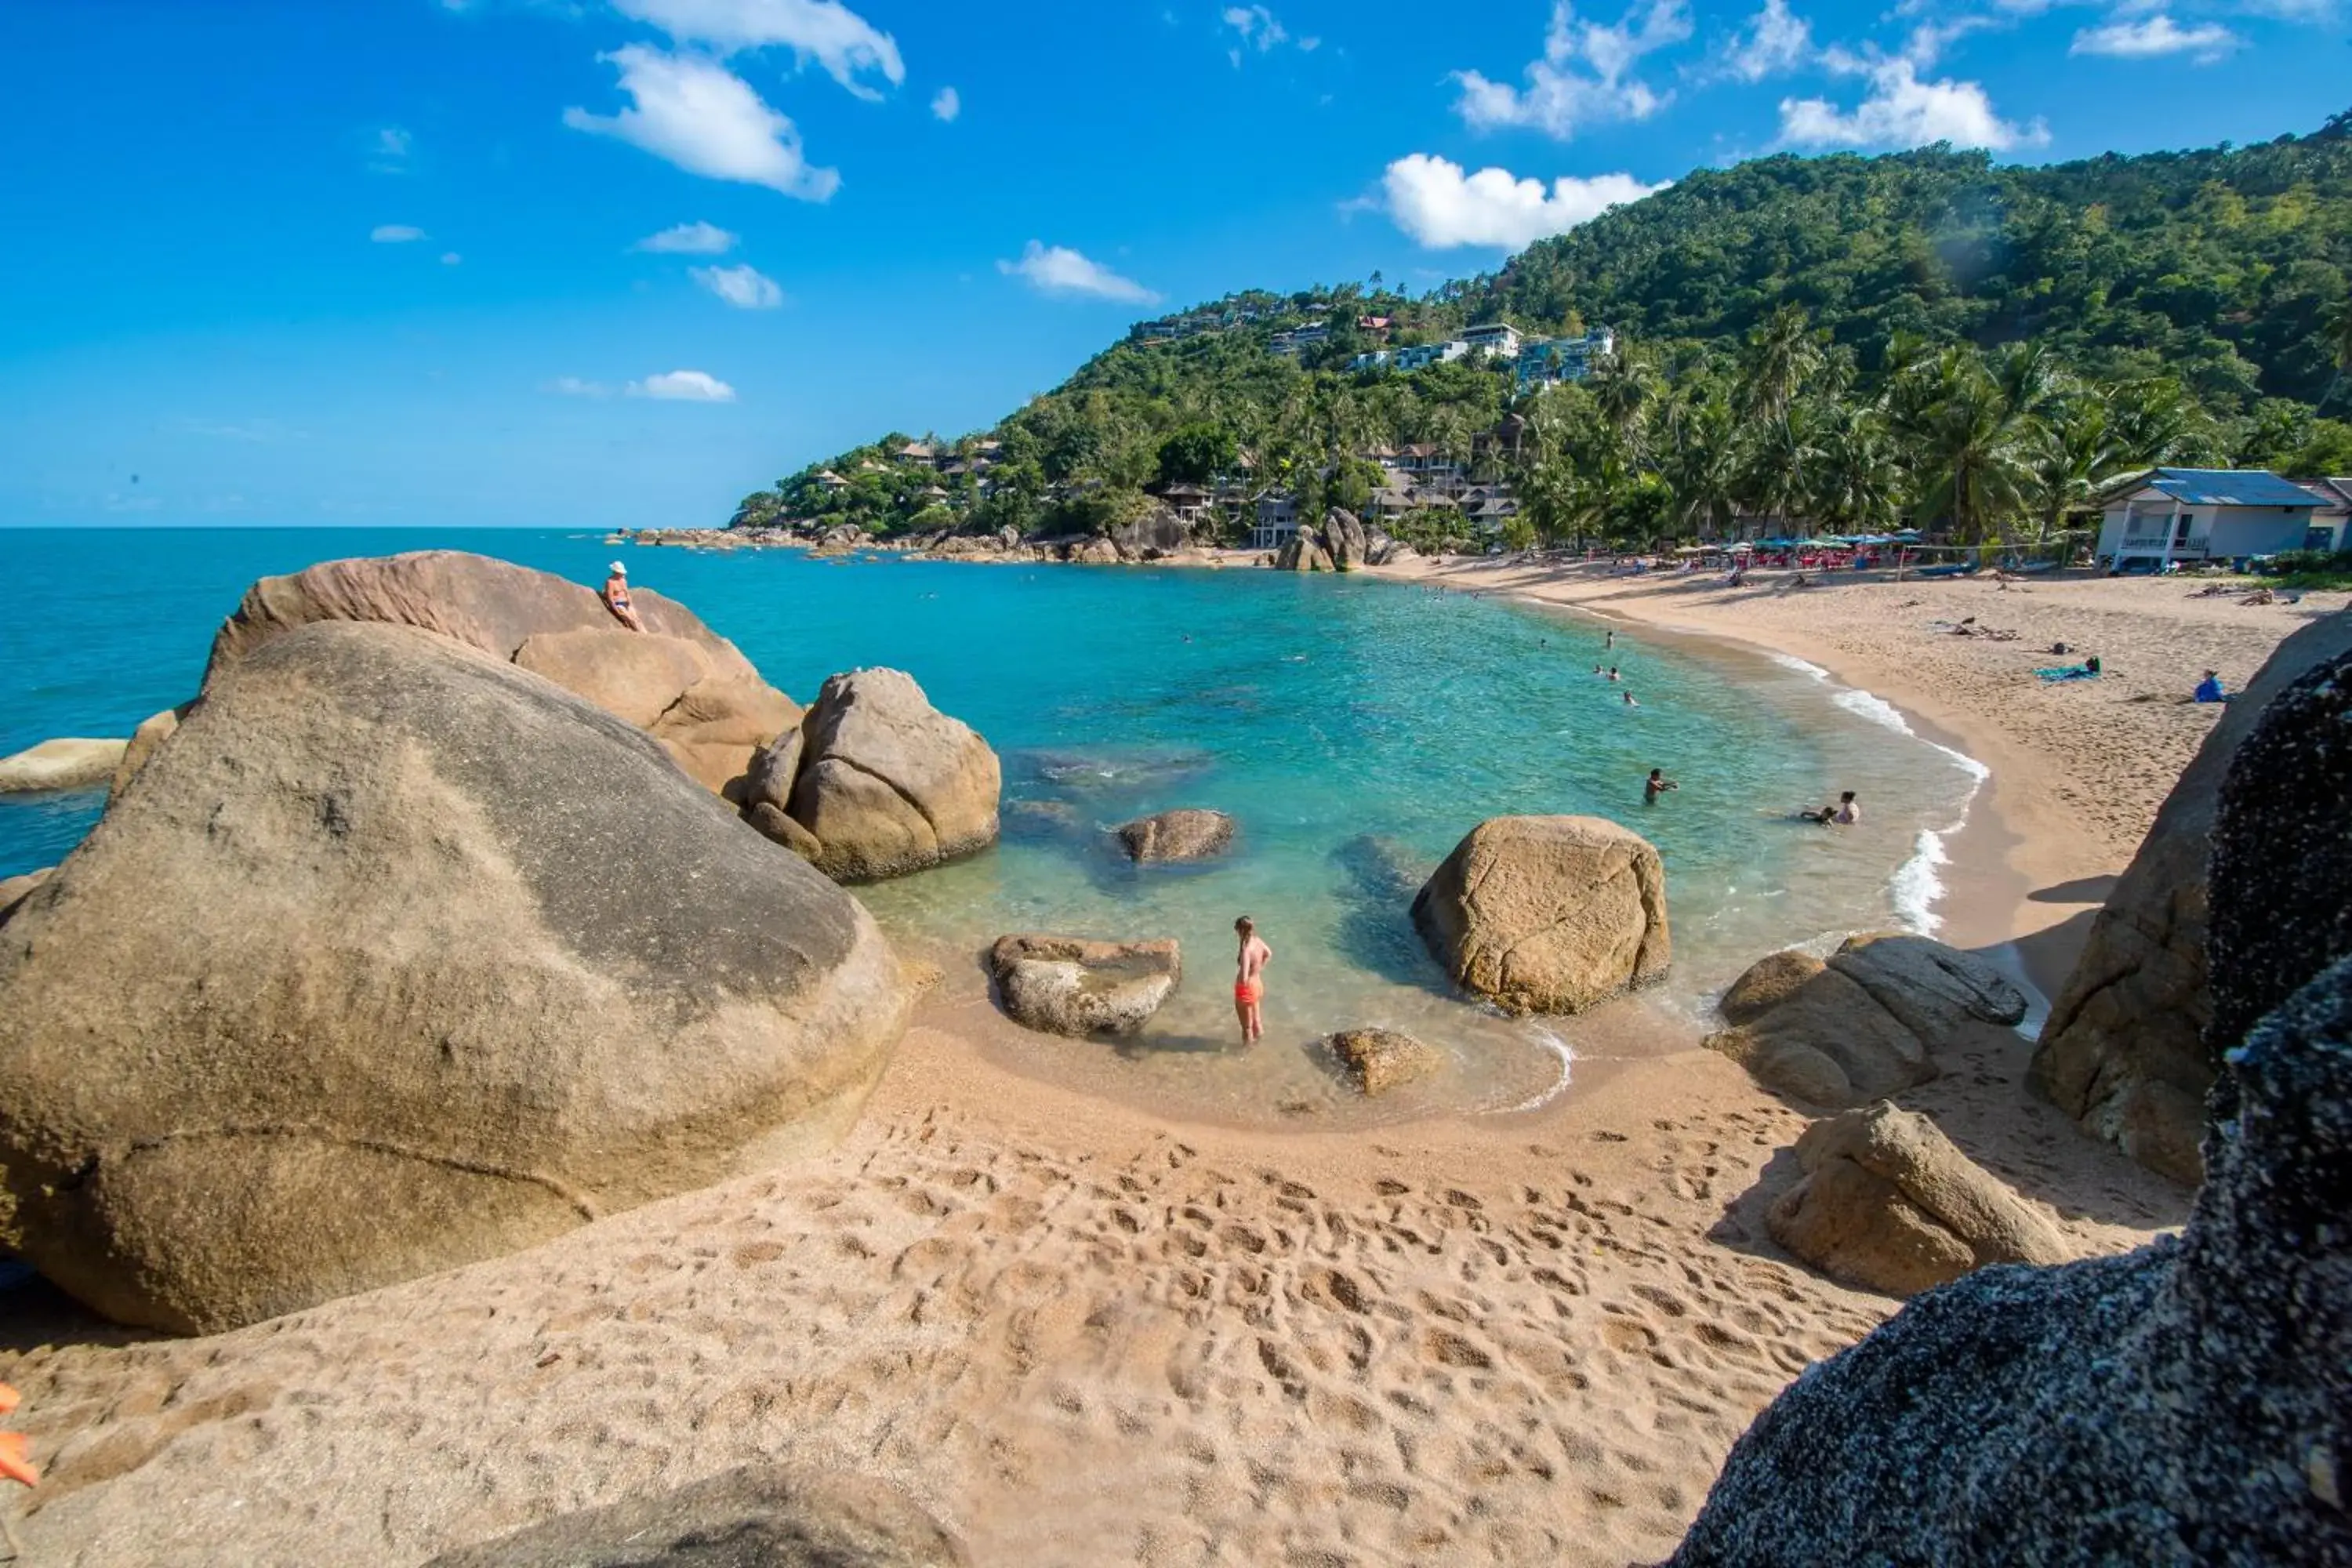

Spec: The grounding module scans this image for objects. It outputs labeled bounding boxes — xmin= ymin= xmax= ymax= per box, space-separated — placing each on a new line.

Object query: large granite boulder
xmin=1115 ymin=808 xmax=1235 ymax=863
xmin=2031 ymin=610 xmax=2352 ymax=1184
xmin=0 ymin=737 xmax=126 ymax=793
xmin=1275 ymin=523 xmax=1335 ymax=573
xmin=988 ymin=935 xmax=1180 ymax=1037
xmin=111 ymin=706 xmax=183 ymax=797
xmin=785 ymin=669 xmax=1000 ymax=883
xmin=1669 ymin=953 xmax=2352 ymax=1568
xmin=1410 ymin=815 xmax=1670 ymax=1015
xmin=202 ymin=550 xmax=797 ymax=796
xmin=0 ymin=622 xmax=909 ymax=1334
xmin=1705 ymin=933 xmax=2023 ymax=1109
xmin=425 ymin=1465 xmax=969 ymax=1568
xmin=1702 ymin=967 xmax=1935 ymax=1108
xmin=1767 ymin=1102 xmax=2074 ymax=1296
xmin=1320 ymin=508 xmax=1369 ymax=571
xmin=1111 ymin=504 xmax=1190 ymax=561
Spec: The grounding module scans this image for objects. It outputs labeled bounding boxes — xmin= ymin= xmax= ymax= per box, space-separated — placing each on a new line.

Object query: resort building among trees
xmin=2093 ymin=469 xmax=2321 ymax=571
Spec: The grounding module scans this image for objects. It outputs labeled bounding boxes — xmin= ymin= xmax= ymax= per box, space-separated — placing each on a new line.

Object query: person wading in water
xmin=1232 ymin=916 xmax=1272 ymax=1045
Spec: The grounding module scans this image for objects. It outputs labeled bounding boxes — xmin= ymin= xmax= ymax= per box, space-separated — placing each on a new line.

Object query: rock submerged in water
xmin=0 ymin=737 xmax=128 ymax=793
xmin=424 ymin=1464 xmax=970 ymax=1568
xmin=0 ymin=621 xmax=911 ymax=1334
xmin=1327 ymin=1029 xmax=1442 ymax=1096
xmin=1115 ymin=808 xmax=1235 ymax=863
xmin=782 ymin=668 xmax=1002 ymax=884
xmin=1410 ymin=815 xmax=1670 ymax=1015
xmin=2031 ymin=612 xmax=2352 ymax=1185
xmin=988 ymin=935 xmax=1180 ymax=1036
xmin=1766 ymin=1102 xmax=2074 ymax=1296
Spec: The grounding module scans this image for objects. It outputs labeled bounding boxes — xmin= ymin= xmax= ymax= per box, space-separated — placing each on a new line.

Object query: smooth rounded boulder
xmin=0 ymin=737 xmax=127 ymax=793
xmin=1410 ymin=815 xmax=1670 ymax=1015
xmin=987 ymin=935 xmax=1180 ymax=1036
xmin=1766 ymin=1102 xmax=2074 ymax=1296
xmin=787 ymin=668 xmax=1001 ymax=883
xmin=0 ymin=621 xmax=910 ymax=1334
xmin=1327 ymin=1029 xmax=1443 ymax=1096
xmin=203 ymin=550 xmax=797 ymax=797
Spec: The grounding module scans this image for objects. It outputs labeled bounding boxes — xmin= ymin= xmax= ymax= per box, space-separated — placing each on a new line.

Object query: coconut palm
xmin=2023 ymin=396 xmax=2126 ymax=542
xmin=1738 ymin=304 xmax=1824 ymax=424
xmin=1906 ymin=350 xmax=2033 ymax=543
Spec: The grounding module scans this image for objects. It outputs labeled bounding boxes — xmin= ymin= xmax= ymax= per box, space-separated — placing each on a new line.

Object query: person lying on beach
xmin=2194 ymin=670 xmax=2227 ymax=703
xmin=1644 ymin=768 xmax=1677 ymax=804
xmin=601 ymin=563 xmax=645 ymax=632
xmin=1232 ymin=916 xmax=1271 ymax=1045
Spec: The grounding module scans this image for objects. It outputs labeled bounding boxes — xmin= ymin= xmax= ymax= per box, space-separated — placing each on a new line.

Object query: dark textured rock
xmin=1672 ymin=955 xmax=2352 ymax=1567
xmin=2206 ymin=647 xmax=2352 ymax=1102
xmin=1828 ymin=931 xmax=2027 ymax=1043
xmin=2031 ymin=610 xmax=2352 ymax=1184
xmin=0 ymin=622 xmax=909 ymax=1334
xmin=1114 ymin=808 xmax=1235 ymax=863
xmin=424 ymin=1465 xmax=967 ymax=1567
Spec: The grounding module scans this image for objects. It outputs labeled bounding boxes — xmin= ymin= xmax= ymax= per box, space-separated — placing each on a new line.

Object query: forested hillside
xmin=733 ymin=112 xmax=2352 ymax=547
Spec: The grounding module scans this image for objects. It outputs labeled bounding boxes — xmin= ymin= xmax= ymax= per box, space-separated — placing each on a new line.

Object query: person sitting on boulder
xmin=601 ymin=562 xmax=645 ymax=633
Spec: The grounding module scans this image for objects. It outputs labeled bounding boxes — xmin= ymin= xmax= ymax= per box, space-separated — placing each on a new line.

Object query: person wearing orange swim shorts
xmin=1232 ymin=914 xmax=1271 ymax=1044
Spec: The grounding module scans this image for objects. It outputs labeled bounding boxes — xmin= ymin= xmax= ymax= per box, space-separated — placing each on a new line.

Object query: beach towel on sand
xmin=2035 ymin=665 xmax=2100 ymax=681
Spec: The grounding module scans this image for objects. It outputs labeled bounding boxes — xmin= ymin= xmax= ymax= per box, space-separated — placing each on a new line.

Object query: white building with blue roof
xmin=2092 ymin=468 xmax=2321 ymax=571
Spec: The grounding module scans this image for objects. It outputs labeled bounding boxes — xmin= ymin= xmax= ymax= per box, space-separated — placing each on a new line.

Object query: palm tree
xmin=2022 ymin=397 xmax=2125 ymax=542
xmin=1737 ymin=305 xmax=1824 ymax=424
xmin=1906 ymin=350 xmax=2032 ymax=543
xmin=1809 ymin=403 xmax=1900 ymax=533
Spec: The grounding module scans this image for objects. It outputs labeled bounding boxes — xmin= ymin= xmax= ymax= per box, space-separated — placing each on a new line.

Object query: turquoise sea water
xmin=1 ymin=528 xmax=1981 ymax=1121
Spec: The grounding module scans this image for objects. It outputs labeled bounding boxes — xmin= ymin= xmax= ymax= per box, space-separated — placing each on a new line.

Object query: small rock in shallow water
xmin=988 ymin=934 xmax=1180 ymax=1037
xmin=1115 ymin=808 xmax=1235 ymax=862
xmin=1327 ymin=1029 xmax=1443 ymax=1096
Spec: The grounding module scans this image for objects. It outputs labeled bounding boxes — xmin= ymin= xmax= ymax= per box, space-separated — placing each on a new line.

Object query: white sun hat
xmin=608 ymin=561 xmax=627 ymax=575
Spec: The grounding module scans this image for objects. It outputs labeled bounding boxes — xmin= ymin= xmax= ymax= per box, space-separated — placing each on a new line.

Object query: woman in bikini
xmin=1232 ymin=915 xmax=1271 ymax=1045
xmin=601 ymin=562 xmax=646 ymax=632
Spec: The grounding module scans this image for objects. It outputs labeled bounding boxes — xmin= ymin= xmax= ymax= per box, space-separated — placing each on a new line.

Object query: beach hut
xmin=2093 ymin=468 xmax=2319 ymax=571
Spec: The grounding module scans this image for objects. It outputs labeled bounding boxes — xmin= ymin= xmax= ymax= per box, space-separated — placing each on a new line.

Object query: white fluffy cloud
xmin=996 ymin=241 xmax=1160 ymax=303
xmin=565 ymin=46 xmax=839 ymax=200
xmin=1221 ymin=5 xmax=1287 ymax=50
xmin=1722 ymin=0 xmax=1812 ymax=82
xmin=1780 ymin=59 xmax=2045 ymax=151
xmin=931 ymin=85 xmax=960 ymax=122
xmin=2070 ymin=13 xmax=2240 ymax=59
xmin=691 ymin=262 xmax=784 ymax=307
xmin=634 ymin=220 xmax=739 ymax=253
xmin=547 ymin=376 xmax=614 ymax=397
xmin=371 ymin=223 xmax=427 ymax=242
xmin=1382 ymin=153 xmax=1667 ymax=250
xmin=612 ymin=0 xmax=903 ymax=99
xmin=630 ymin=369 xmax=738 ymax=401
xmin=1453 ymin=0 xmax=1690 ymax=140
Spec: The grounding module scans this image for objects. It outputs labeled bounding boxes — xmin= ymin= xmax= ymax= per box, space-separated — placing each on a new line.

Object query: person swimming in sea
xmin=1644 ymin=768 xmax=1677 ymax=804
xmin=1232 ymin=916 xmax=1271 ymax=1045
xmin=1802 ymin=790 xmax=1860 ymax=824
xmin=1622 ymin=689 xmax=1639 ymax=707
xmin=601 ymin=561 xmax=645 ymax=632
xmin=1607 ymin=666 xmax=1621 ymax=681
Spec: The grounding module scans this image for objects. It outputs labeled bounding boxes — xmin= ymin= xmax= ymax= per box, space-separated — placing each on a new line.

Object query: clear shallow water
xmin=0 ymin=528 xmax=1980 ymax=1123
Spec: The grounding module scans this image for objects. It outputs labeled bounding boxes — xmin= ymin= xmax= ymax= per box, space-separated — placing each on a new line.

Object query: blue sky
xmin=3 ymin=0 xmax=2344 ymax=528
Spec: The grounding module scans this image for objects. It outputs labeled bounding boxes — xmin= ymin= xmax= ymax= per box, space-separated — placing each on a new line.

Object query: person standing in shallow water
xmin=1644 ymin=768 xmax=1677 ymax=804
xmin=1232 ymin=916 xmax=1271 ymax=1045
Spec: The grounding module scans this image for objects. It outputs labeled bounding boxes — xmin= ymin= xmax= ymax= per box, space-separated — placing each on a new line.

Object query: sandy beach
xmin=5 ymin=560 xmax=2329 ymax=1566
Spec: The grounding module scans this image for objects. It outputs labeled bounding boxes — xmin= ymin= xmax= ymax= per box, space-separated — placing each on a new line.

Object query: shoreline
xmin=1364 ymin=555 xmax=2349 ymax=1001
